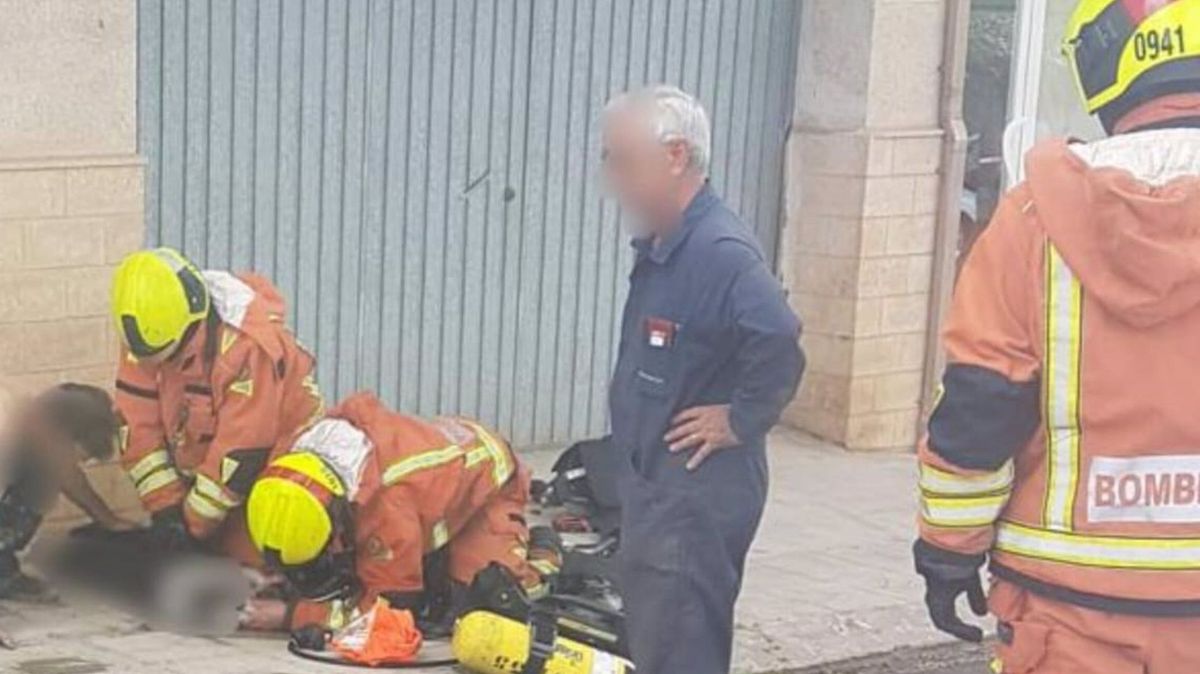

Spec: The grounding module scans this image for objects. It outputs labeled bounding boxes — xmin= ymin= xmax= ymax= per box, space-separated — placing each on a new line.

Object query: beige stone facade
xmin=0 ymin=0 xmax=145 ymax=521
xmin=1 ymin=0 xmax=962 ymax=484
xmin=781 ymin=0 xmax=953 ymax=451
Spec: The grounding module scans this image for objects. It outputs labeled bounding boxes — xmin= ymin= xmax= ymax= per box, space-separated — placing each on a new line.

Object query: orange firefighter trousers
xmin=990 ymin=580 xmax=1200 ymax=674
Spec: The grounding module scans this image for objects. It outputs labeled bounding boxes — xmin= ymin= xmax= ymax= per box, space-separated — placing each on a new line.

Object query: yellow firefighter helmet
xmin=111 ymin=248 xmax=210 ymax=359
xmin=1064 ymin=0 xmax=1200 ymax=129
xmin=246 ymin=452 xmax=346 ymax=566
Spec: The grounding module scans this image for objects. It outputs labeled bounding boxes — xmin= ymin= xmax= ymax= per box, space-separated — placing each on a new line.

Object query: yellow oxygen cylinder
xmin=452 ymin=610 xmax=634 ymax=674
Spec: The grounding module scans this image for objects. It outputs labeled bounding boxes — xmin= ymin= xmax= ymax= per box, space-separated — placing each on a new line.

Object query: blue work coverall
xmin=609 ymin=184 xmax=804 ymax=673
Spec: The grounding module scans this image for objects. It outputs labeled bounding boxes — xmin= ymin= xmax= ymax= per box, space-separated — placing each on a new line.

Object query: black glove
xmin=913 ymin=539 xmax=988 ymax=643
xmin=151 ymin=506 xmax=195 ymax=553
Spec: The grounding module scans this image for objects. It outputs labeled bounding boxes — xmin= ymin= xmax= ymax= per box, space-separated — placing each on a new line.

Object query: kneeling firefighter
xmin=242 ymin=392 xmax=558 ymax=634
xmin=112 ymin=248 xmax=324 ymax=557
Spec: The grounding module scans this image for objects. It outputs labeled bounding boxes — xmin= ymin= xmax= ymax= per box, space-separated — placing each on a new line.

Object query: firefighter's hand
xmin=665 ymin=405 xmax=740 ymax=471
xmin=239 ymin=598 xmax=288 ymax=631
xmin=913 ymin=539 xmax=988 ymax=643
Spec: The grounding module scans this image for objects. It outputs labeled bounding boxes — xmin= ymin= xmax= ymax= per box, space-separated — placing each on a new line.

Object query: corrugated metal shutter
xmin=138 ymin=0 xmax=800 ymax=445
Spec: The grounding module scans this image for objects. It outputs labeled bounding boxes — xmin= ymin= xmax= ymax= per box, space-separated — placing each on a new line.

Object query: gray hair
xmin=604 ymin=85 xmax=712 ymax=173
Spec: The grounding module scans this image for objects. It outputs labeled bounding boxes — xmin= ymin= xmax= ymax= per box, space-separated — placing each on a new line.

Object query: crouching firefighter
xmin=240 ymin=393 xmax=557 ymax=634
xmin=914 ymin=1 xmax=1200 ymax=672
xmin=111 ymin=248 xmax=324 ymax=558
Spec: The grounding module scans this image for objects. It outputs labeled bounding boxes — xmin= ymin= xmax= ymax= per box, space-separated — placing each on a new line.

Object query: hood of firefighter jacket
xmin=202 ymin=271 xmax=290 ymax=364
xmin=1025 ymin=128 xmax=1200 ymax=328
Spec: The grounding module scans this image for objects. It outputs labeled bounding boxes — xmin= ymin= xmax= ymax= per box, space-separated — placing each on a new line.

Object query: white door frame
xmin=1004 ymin=0 xmax=1048 ymax=185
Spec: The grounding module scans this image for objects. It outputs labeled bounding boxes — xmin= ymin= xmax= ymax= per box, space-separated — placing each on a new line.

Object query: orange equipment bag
xmin=330 ymin=598 xmax=424 ymax=666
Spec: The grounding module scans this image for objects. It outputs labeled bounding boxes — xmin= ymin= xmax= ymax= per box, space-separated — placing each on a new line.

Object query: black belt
xmin=992 ymin=562 xmax=1200 ymax=617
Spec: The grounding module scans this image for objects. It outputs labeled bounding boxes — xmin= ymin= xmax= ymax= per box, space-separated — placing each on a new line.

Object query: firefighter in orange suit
xmin=111 ymin=248 xmax=323 ymax=556
xmin=914 ymin=2 xmax=1200 ymax=672
xmin=239 ymin=392 xmax=553 ymax=633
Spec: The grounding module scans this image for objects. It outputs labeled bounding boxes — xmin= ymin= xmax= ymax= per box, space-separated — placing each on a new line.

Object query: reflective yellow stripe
xmin=464 ymin=445 xmax=491 ymax=469
xmin=185 ymin=489 xmax=228 ymax=521
xmin=921 ymin=493 xmax=1010 ymax=528
xmin=1043 ymin=244 xmax=1083 ymax=532
xmin=195 ymin=474 xmax=239 ymax=508
xmin=228 ymin=377 xmax=254 ymax=397
xmin=382 ymin=446 xmax=464 ymax=485
xmin=431 ymin=521 xmax=450 ymax=550
xmin=136 ymin=467 xmax=181 ymax=497
xmin=531 ymin=559 xmax=561 ymax=576
xmin=919 ymin=461 xmax=1014 ymax=497
xmin=220 ymin=329 xmax=238 ymax=355
xmin=462 ymin=421 xmax=513 ymax=487
xmin=996 ymin=521 xmax=1200 ymax=570
xmin=129 ymin=449 xmax=171 ymax=483
xmin=302 ymin=375 xmax=326 ymax=428
xmin=327 ymin=599 xmax=353 ymax=631
xmin=525 ymin=582 xmax=549 ymax=600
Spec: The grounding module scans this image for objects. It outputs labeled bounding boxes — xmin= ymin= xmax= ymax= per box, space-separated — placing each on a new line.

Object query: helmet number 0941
xmin=1134 ymin=26 xmax=1186 ymax=61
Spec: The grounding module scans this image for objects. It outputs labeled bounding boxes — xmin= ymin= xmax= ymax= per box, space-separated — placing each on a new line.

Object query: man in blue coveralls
xmin=601 ymin=85 xmax=804 ymax=673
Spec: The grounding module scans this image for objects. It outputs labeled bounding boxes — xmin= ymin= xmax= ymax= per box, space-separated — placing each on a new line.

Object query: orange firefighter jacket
xmin=286 ymin=393 xmax=531 ymax=631
xmin=116 ymin=272 xmax=323 ymax=540
xmin=918 ymin=129 xmax=1200 ymax=613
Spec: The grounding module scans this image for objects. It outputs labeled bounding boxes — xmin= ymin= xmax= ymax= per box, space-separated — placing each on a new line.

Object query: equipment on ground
xmin=534 ymin=436 xmax=621 ymax=537
xmin=1065 ymin=0 xmax=1200 ymax=130
xmin=285 ymin=597 xmax=459 ymax=669
xmin=533 ymin=436 xmax=622 ymax=597
xmin=452 ymin=609 xmax=632 ymax=674
xmin=452 ymin=563 xmax=632 ymax=674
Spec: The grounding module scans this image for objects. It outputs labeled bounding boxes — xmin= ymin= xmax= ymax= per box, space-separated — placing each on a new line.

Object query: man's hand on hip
xmin=665 ymin=404 xmax=741 ymax=470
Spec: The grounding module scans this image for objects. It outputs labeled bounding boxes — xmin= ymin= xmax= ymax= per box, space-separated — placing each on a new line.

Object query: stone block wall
xmin=0 ymin=161 xmax=143 ymax=394
xmin=0 ymin=0 xmax=145 ymax=523
xmin=782 ymin=0 xmax=951 ymax=451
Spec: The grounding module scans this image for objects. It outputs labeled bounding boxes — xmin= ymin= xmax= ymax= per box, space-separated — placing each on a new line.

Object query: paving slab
xmin=0 ymin=429 xmax=962 ymax=673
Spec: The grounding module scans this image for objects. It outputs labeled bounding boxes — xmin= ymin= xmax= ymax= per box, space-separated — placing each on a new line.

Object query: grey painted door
xmin=138 ymin=0 xmax=800 ymax=445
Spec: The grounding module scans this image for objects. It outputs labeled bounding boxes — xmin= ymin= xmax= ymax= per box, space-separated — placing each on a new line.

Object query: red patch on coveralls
xmin=644 ymin=316 xmax=676 ymax=348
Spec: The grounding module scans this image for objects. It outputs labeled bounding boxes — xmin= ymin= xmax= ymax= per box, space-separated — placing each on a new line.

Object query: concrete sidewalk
xmin=0 ymin=429 xmax=956 ymax=674
xmin=735 ymin=428 xmax=948 ymax=672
